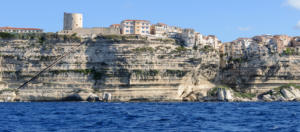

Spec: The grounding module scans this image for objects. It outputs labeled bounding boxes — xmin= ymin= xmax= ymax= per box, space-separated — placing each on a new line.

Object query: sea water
xmin=0 ymin=102 xmax=299 ymax=131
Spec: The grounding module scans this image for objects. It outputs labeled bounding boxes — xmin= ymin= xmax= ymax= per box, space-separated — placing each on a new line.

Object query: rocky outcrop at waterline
xmin=260 ymin=85 xmax=300 ymax=101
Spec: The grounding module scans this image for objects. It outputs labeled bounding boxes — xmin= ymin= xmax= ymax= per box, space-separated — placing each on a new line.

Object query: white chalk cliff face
xmin=2 ymin=34 xmax=300 ymax=102
xmin=0 ymin=35 xmax=220 ymax=102
xmin=219 ymin=53 xmax=300 ymax=94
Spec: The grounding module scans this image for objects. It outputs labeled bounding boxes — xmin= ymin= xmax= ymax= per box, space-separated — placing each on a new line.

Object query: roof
xmin=64 ymin=12 xmax=82 ymax=15
xmin=156 ymin=23 xmax=167 ymax=26
xmin=0 ymin=27 xmax=42 ymax=30
xmin=110 ymin=24 xmax=120 ymax=26
xmin=122 ymin=20 xmax=150 ymax=22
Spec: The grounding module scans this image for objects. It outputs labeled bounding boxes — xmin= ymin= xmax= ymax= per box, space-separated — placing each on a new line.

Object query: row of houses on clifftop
xmin=220 ymin=35 xmax=300 ymax=59
xmin=58 ymin=13 xmax=186 ymax=38
xmin=0 ymin=12 xmax=222 ymax=50
xmin=0 ymin=27 xmax=43 ymax=33
xmin=3 ymin=12 xmax=300 ymax=57
xmin=58 ymin=12 xmax=221 ymax=50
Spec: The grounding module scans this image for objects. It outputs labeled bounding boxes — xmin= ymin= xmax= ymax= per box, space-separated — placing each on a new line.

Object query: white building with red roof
xmin=0 ymin=27 xmax=43 ymax=33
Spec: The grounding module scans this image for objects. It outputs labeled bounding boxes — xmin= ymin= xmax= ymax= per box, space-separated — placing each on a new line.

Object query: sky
xmin=1 ymin=0 xmax=300 ymax=42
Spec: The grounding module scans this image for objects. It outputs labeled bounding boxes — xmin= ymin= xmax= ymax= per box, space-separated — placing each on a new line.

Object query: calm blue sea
xmin=0 ymin=102 xmax=299 ymax=132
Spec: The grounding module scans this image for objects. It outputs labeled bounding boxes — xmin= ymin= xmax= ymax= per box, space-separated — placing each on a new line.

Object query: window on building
xmin=126 ymin=30 xmax=129 ymax=32
xmin=142 ymin=31 xmax=145 ymax=33
xmin=146 ymin=31 xmax=149 ymax=33
xmin=142 ymin=23 xmax=144 ymax=25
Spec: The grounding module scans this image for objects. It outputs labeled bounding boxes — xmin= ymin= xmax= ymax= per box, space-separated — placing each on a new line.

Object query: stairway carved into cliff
xmin=18 ymin=43 xmax=84 ymax=89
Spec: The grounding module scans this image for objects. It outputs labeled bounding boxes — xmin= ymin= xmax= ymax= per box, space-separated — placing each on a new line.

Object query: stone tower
xmin=63 ymin=12 xmax=83 ymax=30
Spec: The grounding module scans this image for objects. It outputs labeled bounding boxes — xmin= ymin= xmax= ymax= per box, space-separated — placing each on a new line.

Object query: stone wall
xmin=60 ymin=27 xmax=120 ymax=38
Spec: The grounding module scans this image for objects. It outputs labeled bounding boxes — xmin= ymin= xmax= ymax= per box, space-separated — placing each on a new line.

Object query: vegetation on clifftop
xmin=0 ymin=32 xmax=81 ymax=42
xmin=96 ymin=34 xmax=147 ymax=42
xmin=0 ymin=32 xmax=15 ymax=39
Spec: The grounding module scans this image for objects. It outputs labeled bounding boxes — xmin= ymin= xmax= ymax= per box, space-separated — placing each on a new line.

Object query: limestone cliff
xmin=217 ymin=35 xmax=300 ymax=101
xmin=0 ymin=34 xmax=219 ymax=102
xmin=1 ymin=33 xmax=300 ymax=102
xmin=219 ymin=55 xmax=300 ymax=92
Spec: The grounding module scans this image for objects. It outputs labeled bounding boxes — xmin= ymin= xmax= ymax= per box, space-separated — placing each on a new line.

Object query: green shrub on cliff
xmin=50 ymin=69 xmax=92 ymax=75
xmin=208 ymin=85 xmax=231 ymax=97
xmin=132 ymin=47 xmax=154 ymax=53
xmin=96 ymin=35 xmax=122 ymax=41
xmin=164 ymin=70 xmax=187 ymax=77
xmin=175 ymin=46 xmax=187 ymax=52
xmin=49 ymin=69 xmax=104 ymax=80
xmin=39 ymin=56 xmax=57 ymax=61
xmin=170 ymin=46 xmax=187 ymax=54
xmin=233 ymin=92 xmax=256 ymax=99
xmin=152 ymin=38 xmax=174 ymax=43
xmin=199 ymin=45 xmax=214 ymax=52
xmin=283 ymin=48 xmax=296 ymax=55
xmin=0 ymin=32 xmax=15 ymax=39
xmin=208 ymin=87 xmax=219 ymax=96
xmin=39 ymin=36 xmax=46 ymax=44
xmin=132 ymin=70 xmax=159 ymax=76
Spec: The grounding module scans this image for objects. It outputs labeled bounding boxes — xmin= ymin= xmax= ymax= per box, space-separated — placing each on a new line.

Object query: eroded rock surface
xmin=261 ymin=86 xmax=300 ymax=101
xmin=1 ymin=34 xmax=300 ymax=102
xmin=0 ymin=36 xmax=219 ymax=102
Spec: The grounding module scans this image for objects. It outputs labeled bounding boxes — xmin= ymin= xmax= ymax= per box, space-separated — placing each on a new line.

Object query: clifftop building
xmin=110 ymin=24 xmax=120 ymax=29
xmin=0 ymin=27 xmax=43 ymax=33
xmin=60 ymin=12 xmax=120 ymax=38
xmin=120 ymin=20 xmax=150 ymax=35
xmin=180 ymin=29 xmax=196 ymax=46
xmin=151 ymin=23 xmax=168 ymax=37
xmin=63 ymin=12 xmax=83 ymax=30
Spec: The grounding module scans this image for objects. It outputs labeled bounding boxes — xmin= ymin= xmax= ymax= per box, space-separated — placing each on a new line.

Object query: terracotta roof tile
xmin=122 ymin=20 xmax=150 ymax=22
xmin=0 ymin=27 xmax=42 ymax=30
